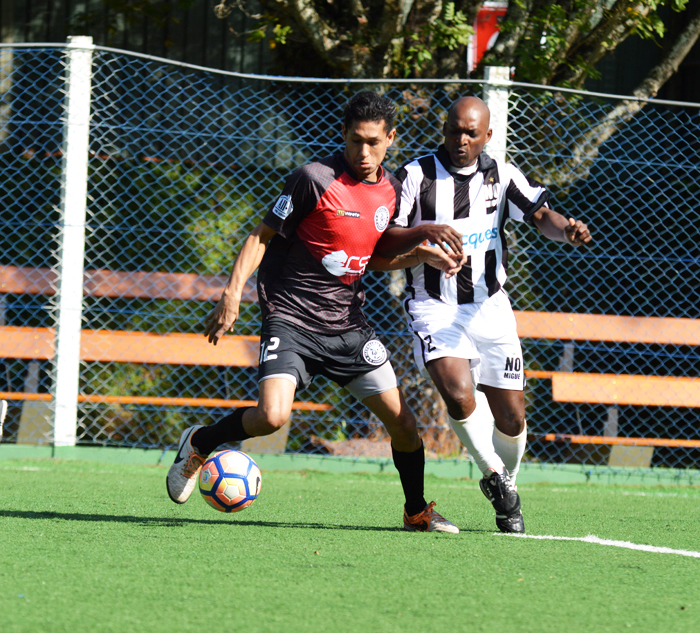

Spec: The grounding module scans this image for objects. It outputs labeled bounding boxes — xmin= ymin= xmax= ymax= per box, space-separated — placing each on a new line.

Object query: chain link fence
xmin=1 ymin=43 xmax=698 ymax=477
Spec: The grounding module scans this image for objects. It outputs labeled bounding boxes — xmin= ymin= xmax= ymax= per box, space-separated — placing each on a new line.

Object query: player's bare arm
xmin=368 ymin=243 xmax=462 ymax=276
xmin=375 ymin=224 xmax=464 ymax=259
xmin=204 ymin=221 xmax=277 ymax=345
xmin=531 ymin=206 xmax=592 ymax=246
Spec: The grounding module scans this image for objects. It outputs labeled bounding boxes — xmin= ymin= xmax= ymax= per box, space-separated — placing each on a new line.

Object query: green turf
xmin=1 ymin=459 xmax=699 ymax=633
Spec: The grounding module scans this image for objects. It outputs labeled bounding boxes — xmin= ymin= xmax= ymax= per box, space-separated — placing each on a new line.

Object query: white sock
xmin=449 ymin=391 xmax=503 ymax=477
xmin=493 ymin=423 xmax=527 ymax=486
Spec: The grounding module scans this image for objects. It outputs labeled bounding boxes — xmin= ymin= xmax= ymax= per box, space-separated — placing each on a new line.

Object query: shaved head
xmin=442 ymin=96 xmax=492 ymax=168
xmin=447 ymin=96 xmax=490 ymax=128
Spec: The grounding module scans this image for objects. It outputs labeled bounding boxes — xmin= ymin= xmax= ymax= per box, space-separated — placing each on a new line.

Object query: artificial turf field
xmin=1 ymin=458 xmax=699 ymax=633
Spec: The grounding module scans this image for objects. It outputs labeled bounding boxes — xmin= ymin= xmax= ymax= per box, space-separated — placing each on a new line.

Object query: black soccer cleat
xmin=496 ymin=510 xmax=525 ymax=534
xmin=479 ymin=468 xmax=525 ymax=533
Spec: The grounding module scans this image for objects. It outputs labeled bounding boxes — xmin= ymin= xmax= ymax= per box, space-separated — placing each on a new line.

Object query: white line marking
xmin=503 ymin=533 xmax=700 ymax=558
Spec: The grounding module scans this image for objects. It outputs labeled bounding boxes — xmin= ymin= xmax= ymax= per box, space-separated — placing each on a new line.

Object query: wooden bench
xmin=3 ymin=266 xmax=697 ymax=458
xmin=0 ymin=265 xmax=330 ymax=413
xmin=514 ymin=310 xmax=699 ymax=465
xmin=513 ymin=311 xmax=700 ymax=408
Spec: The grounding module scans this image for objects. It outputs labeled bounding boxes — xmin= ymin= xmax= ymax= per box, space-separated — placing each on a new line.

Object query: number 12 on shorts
xmin=422 ymin=334 xmax=437 ymax=353
xmin=260 ymin=337 xmax=280 ymax=363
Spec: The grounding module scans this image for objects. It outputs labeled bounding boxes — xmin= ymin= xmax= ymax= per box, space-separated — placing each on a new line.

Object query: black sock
xmin=191 ymin=407 xmax=254 ymax=456
xmin=391 ymin=440 xmax=427 ymax=517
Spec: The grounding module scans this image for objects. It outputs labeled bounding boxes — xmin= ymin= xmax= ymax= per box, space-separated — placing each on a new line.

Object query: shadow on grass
xmin=0 ymin=509 xmax=408 ymax=531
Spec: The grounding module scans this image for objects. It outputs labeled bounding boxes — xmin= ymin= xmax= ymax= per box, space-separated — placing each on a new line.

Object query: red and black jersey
xmin=258 ymin=153 xmax=401 ymax=334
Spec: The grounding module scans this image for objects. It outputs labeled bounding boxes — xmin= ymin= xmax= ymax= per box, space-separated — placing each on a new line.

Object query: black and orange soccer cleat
xmin=403 ymin=501 xmax=460 ymax=533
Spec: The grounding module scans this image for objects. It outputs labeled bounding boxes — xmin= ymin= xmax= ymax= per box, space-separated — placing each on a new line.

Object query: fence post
xmin=482 ymin=66 xmax=511 ymax=163
xmin=53 ymin=36 xmax=93 ymax=447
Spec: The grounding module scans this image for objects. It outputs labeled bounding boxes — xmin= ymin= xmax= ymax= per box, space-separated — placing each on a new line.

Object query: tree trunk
xmin=533 ymin=2 xmax=700 ymax=189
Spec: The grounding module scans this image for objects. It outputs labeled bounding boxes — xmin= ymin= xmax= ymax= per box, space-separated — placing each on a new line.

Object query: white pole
xmin=482 ymin=66 xmax=511 ymax=163
xmin=53 ymin=36 xmax=93 ymax=447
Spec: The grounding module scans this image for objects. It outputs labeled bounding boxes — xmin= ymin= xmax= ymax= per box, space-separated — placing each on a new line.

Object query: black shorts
xmin=257 ymin=317 xmax=390 ymax=390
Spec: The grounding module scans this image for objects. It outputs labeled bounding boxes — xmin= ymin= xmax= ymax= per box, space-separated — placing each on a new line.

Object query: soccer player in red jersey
xmin=167 ymin=92 xmax=464 ymax=532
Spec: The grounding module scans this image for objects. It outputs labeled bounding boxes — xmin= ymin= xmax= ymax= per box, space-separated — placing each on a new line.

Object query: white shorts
xmin=405 ymin=290 xmax=525 ymax=391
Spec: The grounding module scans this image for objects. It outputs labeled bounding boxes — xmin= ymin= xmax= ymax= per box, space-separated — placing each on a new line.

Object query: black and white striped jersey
xmin=392 ymin=146 xmax=551 ymax=305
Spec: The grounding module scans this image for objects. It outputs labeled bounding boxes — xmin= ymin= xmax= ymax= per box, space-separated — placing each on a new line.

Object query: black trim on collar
xmin=478 ymin=152 xmax=497 ymax=171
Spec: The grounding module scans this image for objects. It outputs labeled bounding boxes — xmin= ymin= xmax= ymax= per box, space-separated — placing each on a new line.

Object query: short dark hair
xmin=343 ymin=92 xmax=397 ymax=133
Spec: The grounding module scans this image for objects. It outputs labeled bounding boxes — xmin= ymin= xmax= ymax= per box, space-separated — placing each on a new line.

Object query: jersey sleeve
xmin=263 ymin=164 xmax=321 ymax=239
xmin=390 ymin=162 xmax=421 ymax=228
xmin=503 ymin=163 xmax=551 ymax=225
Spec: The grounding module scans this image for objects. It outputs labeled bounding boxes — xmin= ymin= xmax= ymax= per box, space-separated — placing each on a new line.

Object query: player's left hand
xmin=564 ymin=217 xmax=592 ymax=246
xmin=418 ymin=244 xmax=464 ymax=278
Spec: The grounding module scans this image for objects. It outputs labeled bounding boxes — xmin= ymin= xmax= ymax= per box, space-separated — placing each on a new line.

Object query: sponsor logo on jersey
xmin=425 ymin=227 xmax=498 ymax=252
xmin=336 ymin=209 xmax=360 ymax=218
xmin=362 ymin=340 xmax=387 ymax=365
xmin=374 ymin=205 xmax=390 ymax=232
xmin=503 ymin=356 xmax=522 ymax=380
xmin=272 ymin=195 xmax=293 ymax=219
xmin=463 ymin=228 xmax=499 ymax=249
xmin=321 ymin=249 xmax=371 ymax=276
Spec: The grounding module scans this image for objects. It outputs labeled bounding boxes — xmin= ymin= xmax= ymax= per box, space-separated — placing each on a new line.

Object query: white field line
xmin=547 ymin=487 xmax=700 ymax=499
xmin=503 ymin=533 xmax=700 ymax=558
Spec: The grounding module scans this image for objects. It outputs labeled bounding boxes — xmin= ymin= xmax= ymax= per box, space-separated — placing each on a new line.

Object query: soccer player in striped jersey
xmin=376 ymin=96 xmax=592 ymax=533
xmin=167 ymin=92 xmax=464 ymax=533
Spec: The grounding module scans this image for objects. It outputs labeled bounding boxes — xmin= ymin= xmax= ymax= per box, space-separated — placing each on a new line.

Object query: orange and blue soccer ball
xmin=198 ymin=450 xmax=262 ymax=513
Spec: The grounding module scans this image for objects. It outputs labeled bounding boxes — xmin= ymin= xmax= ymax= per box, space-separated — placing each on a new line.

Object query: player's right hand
xmin=419 ymin=224 xmax=464 ymax=257
xmin=204 ymin=295 xmax=240 ymax=345
xmin=564 ymin=217 xmax=592 ymax=246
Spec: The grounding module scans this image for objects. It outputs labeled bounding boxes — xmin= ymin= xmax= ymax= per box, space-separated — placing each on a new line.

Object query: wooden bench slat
xmin=79 ymin=329 xmax=260 ymax=366
xmin=0 ymin=391 xmax=331 ymax=411
xmin=0 ymin=325 xmax=260 ymax=366
xmin=0 ymin=265 xmax=257 ymax=303
xmin=552 ymin=372 xmax=700 ymax=408
xmin=514 ymin=310 xmax=700 ymax=346
xmin=0 ymin=325 xmax=56 ymax=360
xmin=4 ymin=267 xmax=697 ymax=346
xmin=538 ymin=433 xmax=700 ymax=448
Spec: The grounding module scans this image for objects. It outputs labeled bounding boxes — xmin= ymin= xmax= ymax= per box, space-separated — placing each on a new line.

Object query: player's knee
xmin=254 ymin=407 xmax=290 ymax=434
xmin=396 ymin=408 xmax=418 ymax=435
xmin=443 ymin=390 xmax=476 ymax=421
xmin=496 ymin=411 xmax=526 ymax=437
xmin=385 ymin=409 xmax=419 ymax=446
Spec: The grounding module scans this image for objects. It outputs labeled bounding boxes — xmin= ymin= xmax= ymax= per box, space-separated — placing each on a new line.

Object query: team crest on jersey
xmin=362 ymin=340 xmax=387 ymax=365
xmin=374 ymin=206 xmax=390 ymax=232
xmin=272 ymin=195 xmax=293 ymax=219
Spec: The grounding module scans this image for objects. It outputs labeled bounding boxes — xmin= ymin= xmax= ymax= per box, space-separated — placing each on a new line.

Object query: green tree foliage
xmin=78 ymin=159 xmax=265 ymax=445
xmin=208 ymin=0 xmax=699 ymax=85
xmin=483 ymin=0 xmax=691 ymax=88
xmin=214 ymin=0 xmax=479 ymax=78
